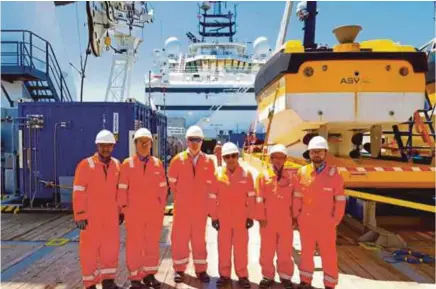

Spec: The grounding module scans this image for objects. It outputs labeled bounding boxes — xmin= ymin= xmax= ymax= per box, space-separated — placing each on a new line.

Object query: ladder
xmin=387 ymin=96 xmax=435 ymax=162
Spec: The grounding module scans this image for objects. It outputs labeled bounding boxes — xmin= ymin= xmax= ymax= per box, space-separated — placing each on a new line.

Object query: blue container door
xmin=18 ymin=102 xmax=135 ymax=205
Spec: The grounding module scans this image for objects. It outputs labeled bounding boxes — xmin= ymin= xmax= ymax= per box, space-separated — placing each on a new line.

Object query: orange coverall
xmin=214 ymin=144 xmax=223 ymax=167
xmin=73 ymin=154 xmax=121 ymax=288
xmin=293 ymin=163 xmax=346 ymax=289
xmin=167 ymin=150 xmax=216 ymax=273
xmin=117 ymin=155 xmax=168 ymax=281
xmin=209 ymin=166 xmax=256 ymax=278
xmin=255 ymin=166 xmax=298 ymax=281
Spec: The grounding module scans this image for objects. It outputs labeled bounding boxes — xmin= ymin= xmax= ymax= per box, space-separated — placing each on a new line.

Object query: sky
xmin=38 ymin=1 xmax=436 ymax=101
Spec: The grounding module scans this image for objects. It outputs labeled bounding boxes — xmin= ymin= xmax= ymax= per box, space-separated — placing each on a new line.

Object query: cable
xmin=75 ymin=2 xmax=83 ymax=59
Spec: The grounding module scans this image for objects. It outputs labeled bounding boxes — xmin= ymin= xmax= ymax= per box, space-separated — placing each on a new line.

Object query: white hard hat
xmin=269 ymin=144 xmax=288 ymax=156
xmin=134 ymin=128 xmax=152 ymax=141
xmin=186 ymin=125 xmax=204 ymax=139
xmin=222 ymin=142 xmax=239 ymax=157
xmin=308 ymin=136 xmax=329 ymax=151
xmin=95 ymin=129 xmax=116 ymax=144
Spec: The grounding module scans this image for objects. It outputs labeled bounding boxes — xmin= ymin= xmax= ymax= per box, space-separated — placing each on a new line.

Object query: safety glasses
xmin=223 ymin=153 xmax=238 ymax=160
xmin=187 ymin=137 xmax=202 ymax=143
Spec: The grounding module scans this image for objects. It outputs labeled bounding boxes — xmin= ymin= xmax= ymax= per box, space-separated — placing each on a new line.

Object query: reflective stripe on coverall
xmin=118 ymin=155 xmax=167 ymax=280
xmin=209 ymin=166 xmax=256 ymax=278
xmin=293 ymin=163 xmax=345 ymax=288
xmin=168 ymin=150 xmax=216 ymax=273
xmin=255 ymin=166 xmax=298 ymax=281
xmin=73 ymin=154 xmax=120 ymax=288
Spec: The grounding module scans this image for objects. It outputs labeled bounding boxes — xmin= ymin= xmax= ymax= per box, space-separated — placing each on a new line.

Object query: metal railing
xmin=167 ymin=67 xmax=261 ymax=74
xmin=150 ymin=67 xmax=258 ymax=84
xmin=1 ymin=30 xmax=73 ymax=102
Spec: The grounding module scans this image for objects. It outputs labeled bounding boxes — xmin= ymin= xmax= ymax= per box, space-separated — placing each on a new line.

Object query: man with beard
xmin=293 ymin=136 xmax=346 ymax=289
xmin=73 ymin=129 xmax=122 ymax=289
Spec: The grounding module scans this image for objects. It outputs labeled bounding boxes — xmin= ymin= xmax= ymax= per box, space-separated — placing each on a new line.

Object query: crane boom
xmin=275 ymin=1 xmax=293 ymax=51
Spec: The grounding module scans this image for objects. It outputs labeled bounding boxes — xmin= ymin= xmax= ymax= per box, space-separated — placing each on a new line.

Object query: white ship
xmin=146 ymin=1 xmax=271 ymax=144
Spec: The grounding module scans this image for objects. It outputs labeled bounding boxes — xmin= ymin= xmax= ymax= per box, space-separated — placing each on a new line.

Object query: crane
xmin=86 ymin=1 xmax=154 ymax=102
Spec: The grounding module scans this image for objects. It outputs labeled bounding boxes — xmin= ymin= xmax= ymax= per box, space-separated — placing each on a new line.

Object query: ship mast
xmin=296 ymin=1 xmax=318 ymax=49
xmin=198 ymin=1 xmax=237 ymax=42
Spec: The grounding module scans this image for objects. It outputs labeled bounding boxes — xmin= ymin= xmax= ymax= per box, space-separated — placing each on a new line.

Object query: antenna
xmin=198 ymin=1 xmax=237 ymax=42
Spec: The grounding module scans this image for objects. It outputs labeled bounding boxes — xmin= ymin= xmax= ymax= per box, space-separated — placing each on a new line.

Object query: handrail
xmin=1 ymin=30 xmax=73 ymax=102
xmin=166 ymin=67 xmax=259 ymax=74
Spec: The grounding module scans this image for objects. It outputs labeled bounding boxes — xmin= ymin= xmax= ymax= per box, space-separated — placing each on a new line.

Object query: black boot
xmin=297 ymin=282 xmax=312 ymax=289
xmin=217 ymin=276 xmax=231 ymax=288
xmin=280 ymin=279 xmax=294 ymax=289
xmin=259 ymin=278 xmax=274 ymax=289
xmin=130 ymin=280 xmax=146 ymax=289
xmin=102 ymin=279 xmax=120 ymax=289
xmin=86 ymin=286 xmax=97 ymax=289
xmin=196 ymin=271 xmax=210 ymax=283
xmin=238 ymin=277 xmax=251 ymax=289
xmin=174 ymin=271 xmax=184 ymax=283
xmin=143 ymin=274 xmax=161 ymax=289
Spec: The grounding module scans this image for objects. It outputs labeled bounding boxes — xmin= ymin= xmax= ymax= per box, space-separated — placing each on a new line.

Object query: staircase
xmin=384 ymin=95 xmax=435 ymax=162
xmin=179 ymin=54 xmax=186 ymax=71
xmin=1 ymin=30 xmax=73 ymax=104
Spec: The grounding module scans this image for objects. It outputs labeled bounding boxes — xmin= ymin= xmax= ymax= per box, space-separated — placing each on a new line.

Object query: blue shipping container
xmin=18 ymin=102 xmax=166 ymax=206
xmin=1 ymin=108 xmax=18 ymax=153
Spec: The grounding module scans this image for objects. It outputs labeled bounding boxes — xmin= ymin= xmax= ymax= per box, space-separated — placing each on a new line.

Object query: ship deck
xmin=1 ymin=213 xmax=434 ymax=289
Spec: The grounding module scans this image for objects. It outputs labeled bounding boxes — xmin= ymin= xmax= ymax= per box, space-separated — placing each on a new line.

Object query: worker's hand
xmin=259 ymin=219 xmax=268 ymax=228
xmin=246 ymin=218 xmax=254 ymax=229
xmin=119 ymin=214 xmax=125 ymax=225
xmin=212 ymin=219 xmax=220 ymax=231
xmin=75 ymin=220 xmax=88 ymax=230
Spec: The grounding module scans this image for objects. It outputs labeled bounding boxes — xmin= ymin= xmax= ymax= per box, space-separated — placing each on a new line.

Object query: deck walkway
xmin=1 ymin=157 xmax=434 ymax=289
xmin=1 ymin=212 xmax=434 ymax=289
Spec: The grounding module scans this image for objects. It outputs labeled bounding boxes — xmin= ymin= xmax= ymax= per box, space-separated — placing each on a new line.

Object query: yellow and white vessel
xmin=252 ymin=25 xmax=435 ymax=189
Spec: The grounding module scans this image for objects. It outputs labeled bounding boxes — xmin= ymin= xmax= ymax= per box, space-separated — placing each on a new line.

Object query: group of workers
xmin=73 ymin=125 xmax=345 ymax=289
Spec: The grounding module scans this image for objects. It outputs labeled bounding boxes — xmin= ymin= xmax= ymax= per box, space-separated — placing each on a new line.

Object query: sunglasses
xmin=223 ymin=153 xmax=238 ymax=160
xmin=187 ymin=138 xmax=202 ymax=143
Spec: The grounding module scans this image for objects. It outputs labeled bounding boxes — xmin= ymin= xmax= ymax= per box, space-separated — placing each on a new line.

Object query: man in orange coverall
xmin=293 ymin=136 xmax=346 ymax=289
xmin=73 ymin=129 xmax=123 ymax=289
xmin=167 ymin=125 xmax=216 ymax=283
xmin=117 ymin=128 xmax=167 ymax=289
xmin=209 ymin=142 xmax=256 ymax=289
xmin=214 ymin=141 xmax=223 ymax=167
xmin=256 ymin=144 xmax=297 ymax=289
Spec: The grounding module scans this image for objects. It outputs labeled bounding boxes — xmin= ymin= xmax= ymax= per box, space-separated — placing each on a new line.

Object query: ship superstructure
xmin=146 ymin=1 xmax=271 ymax=142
